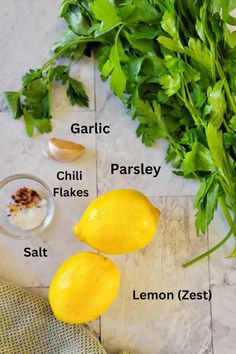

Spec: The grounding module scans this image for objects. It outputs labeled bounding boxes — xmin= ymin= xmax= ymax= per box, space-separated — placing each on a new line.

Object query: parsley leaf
xmin=22 ymin=69 xmax=42 ymax=85
xmin=66 ymin=77 xmax=89 ymax=107
xmin=121 ymin=0 xmax=160 ymax=24
xmin=159 ymin=73 xmax=181 ymax=97
xmin=4 ymin=92 xmax=22 ymax=119
xmin=194 ymin=175 xmax=220 ymax=235
xmin=191 ymin=84 xmax=206 ymax=109
xmin=185 ymin=38 xmax=213 ymax=73
xmin=161 ymin=11 xmax=178 ymax=39
xmin=207 ymin=80 xmax=226 ymax=129
xmin=183 ymin=142 xmax=215 ymax=175
xmin=62 ymin=4 xmax=90 ymax=35
xmin=23 ymin=78 xmax=48 ymax=103
xmin=91 ymin=0 xmax=121 ymax=30
xmin=23 ymin=111 xmax=52 ymax=137
xmin=206 ymin=124 xmax=225 ymax=171
xmin=50 ymin=65 xmax=70 ymax=84
xmin=109 ymin=43 xmax=126 ymax=99
xmin=230 ymin=115 xmax=236 ymax=132
xmin=157 ymin=36 xmax=184 ymax=53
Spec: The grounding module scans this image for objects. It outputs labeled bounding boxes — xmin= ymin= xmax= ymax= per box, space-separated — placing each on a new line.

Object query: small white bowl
xmin=0 ymin=174 xmax=55 ymax=239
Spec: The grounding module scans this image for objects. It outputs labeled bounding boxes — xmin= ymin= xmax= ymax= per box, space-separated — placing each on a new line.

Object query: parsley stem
xmin=219 ymin=197 xmax=236 ymax=240
xmin=47 ymin=67 xmax=53 ymax=118
xmin=183 ymin=222 xmax=235 ymax=268
xmin=40 ymin=37 xmax=99 ymax=73
xmin=177 ymin=86 xmax=205 ymax=127
xmin=115 ymin=23 xmax=126 ymax=43
xmin=215 ymin=58 xmax=236 ymax=115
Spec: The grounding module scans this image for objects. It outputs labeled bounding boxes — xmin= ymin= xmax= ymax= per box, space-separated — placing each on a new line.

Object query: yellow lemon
xmin=49 ymin=252 xmax=120 ymax=324
xmin=74 ymin=189 xmax=160 ymax=254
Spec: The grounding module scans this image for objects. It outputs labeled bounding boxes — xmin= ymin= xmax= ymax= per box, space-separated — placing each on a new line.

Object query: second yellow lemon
xmin=49 ymin=252 xmax=120 ymax=324
xmin=74 ymin=189 xmax=160 ymax=254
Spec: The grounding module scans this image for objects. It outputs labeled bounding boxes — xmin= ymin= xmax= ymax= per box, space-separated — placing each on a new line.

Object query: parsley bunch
xmin=5 ymin=54 xmax=90 ymax=136
xmin=5 ymin=0 xmax=236 ymax=265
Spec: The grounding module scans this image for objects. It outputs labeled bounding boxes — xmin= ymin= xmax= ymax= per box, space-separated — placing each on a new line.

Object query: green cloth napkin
xmin=0 ymin=278 xmax=107 ymax=354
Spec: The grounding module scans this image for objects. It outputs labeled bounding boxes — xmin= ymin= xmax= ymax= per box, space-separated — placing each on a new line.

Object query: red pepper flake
xmin=8 ymin=188 xmax=41 ymax=215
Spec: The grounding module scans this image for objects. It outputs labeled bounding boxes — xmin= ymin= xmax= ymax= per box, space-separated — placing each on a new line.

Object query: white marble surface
xmin=1 ymin=1 xmax=236 ymax=354
xmin=0 ymin=111 xmax=97 ymax=287
xmin=208 ymin=210 xmax=236 ymax=354
xmin=101 ymin=197 xmax=212 ymax=354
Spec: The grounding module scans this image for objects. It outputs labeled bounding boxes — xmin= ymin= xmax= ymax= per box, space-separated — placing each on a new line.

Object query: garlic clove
xmin=48 ymin=138 xmax=85 ymax=162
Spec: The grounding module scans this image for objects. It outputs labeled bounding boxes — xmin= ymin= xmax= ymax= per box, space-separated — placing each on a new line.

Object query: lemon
xmin=74 ymin=189 xmax=160 ymax=254
xmin=49 ymin=252 xmax=120 ymax=324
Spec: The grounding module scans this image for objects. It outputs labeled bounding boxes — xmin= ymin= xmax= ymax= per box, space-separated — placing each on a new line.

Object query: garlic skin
xmin=48 ymin=138 xmax=85 ymax=162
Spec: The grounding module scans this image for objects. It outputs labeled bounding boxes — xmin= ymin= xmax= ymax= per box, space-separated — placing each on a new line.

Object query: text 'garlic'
xmin=46 ymin=138 xmax=85 ymax=162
